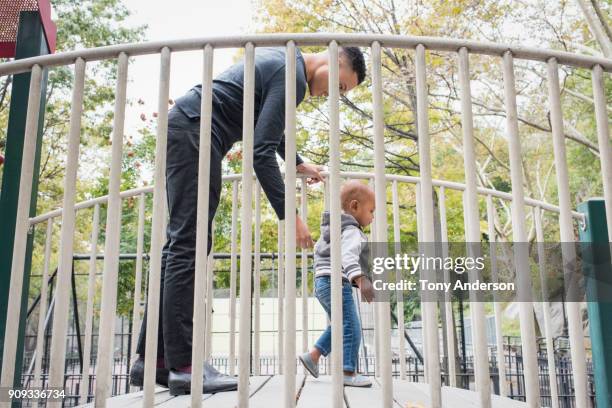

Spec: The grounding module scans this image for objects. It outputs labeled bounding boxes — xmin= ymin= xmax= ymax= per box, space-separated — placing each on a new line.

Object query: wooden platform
xmin=80 ymin=375 xmax=528 ymax=407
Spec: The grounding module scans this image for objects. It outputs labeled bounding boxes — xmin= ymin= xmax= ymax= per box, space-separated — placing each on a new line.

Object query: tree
xmin=254 ymin=0 xmax=610 ymax=243
xmin=254 ymin=0 xmax=611 ymax=337
xmin=0 ymin=1 xmax=146 ymax=330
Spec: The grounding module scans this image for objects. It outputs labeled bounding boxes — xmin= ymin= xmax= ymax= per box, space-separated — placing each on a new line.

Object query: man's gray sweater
xmin=313 ymin=211 xmax=369 ymax=285
xmin=173 ymin=47 xmax=307 ymax=220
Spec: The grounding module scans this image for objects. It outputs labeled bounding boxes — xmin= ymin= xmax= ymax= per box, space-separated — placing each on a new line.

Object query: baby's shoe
xmin=298 ymin=352 xmax=319 ymax=378
xmin=343 ymin=374 xmax=372 ymax=387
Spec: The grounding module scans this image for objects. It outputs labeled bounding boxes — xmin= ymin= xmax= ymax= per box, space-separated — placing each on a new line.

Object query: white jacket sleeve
xmin=341 ymin=227 xmax=365 ymax=283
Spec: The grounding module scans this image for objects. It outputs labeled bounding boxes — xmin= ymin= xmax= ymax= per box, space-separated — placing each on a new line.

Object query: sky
xmin=121 ymin=0 xmax=254 ymax=137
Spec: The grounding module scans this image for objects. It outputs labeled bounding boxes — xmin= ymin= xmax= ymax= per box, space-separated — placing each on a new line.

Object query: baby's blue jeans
xmin=313 ymin=275 xmax=361 ymax=373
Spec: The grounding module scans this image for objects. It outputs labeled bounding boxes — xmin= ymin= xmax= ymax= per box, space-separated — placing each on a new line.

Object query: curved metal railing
xmin=0 ymin=33 xmax=611 ymax=76
xmin=0 ymin=34 xmax=610 ymax=408
xmin=25 ymin=171 xmax=587 ymax=405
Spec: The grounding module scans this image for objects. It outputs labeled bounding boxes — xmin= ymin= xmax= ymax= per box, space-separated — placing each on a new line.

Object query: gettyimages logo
xmin=362 ymin=241 xmax=612 ymax=303
xmin=372 ymin=253 xmax=485 ymax=275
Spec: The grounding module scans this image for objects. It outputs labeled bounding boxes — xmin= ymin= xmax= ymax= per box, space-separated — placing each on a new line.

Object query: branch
xmin=590 ymin=0 xmax=612 ymax=42
xmin=562 ymin=86 xmax=612 ymax=113
xmin=575 ymin=0 xmax=612 ymax=57
xmin=341 ymin=96 xmax=417 ymax=141
xmin=0 ymin=75 xmax=12 ymax=112
xmin=464 ymin=98 xmax=601 ymax=155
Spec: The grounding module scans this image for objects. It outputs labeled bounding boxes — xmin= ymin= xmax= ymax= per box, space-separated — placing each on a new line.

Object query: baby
xmin=299 ymin=180 xmax=375 ymax=387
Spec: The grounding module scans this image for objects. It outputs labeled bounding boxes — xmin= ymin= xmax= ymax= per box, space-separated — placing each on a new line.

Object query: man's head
xmin=304 ymin=46 xmax=366 ymax=97
xmin=341 ymin=180 xmax=375 ymax=227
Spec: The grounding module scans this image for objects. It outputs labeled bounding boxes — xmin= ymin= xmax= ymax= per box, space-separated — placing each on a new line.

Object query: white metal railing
xmin=0 ymin=33 xmax=609 ymax=408
xmin=501 ymin=51 xmax=540 ymax=408
xmin=5 ymin=172 xmax=593 ymax=407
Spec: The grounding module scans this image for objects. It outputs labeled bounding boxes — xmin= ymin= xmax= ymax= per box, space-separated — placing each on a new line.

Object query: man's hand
xmin=355 ymin=276 xmax=375 ymax=303
xmin=296 ymin=215 xmax=314 ymax=248
xmin=296 ymin=163 xmax=324 ymax=185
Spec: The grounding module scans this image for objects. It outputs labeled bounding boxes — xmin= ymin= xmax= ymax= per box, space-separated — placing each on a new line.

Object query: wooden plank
xmin=162 ymin=375 xmax=271 ymax=407
xmin=79 ymin=377 xmax=272 ymax=408
xmin=390 ymin=380 xmax=528 ymax=408
xmin=490 ymin=393 xmax=529 ymax=408
xmin=249 ymin=374 xmax=305 ymax=407
xmin=81 ymin=376 xmax=529 ymax=408
xmin=343 ymin=377 xmax=384 ymax=408
xmin=297 ymin=375 xmax=347 ymax=407
xmin=78 ymin=386 xmax=173 ymax=408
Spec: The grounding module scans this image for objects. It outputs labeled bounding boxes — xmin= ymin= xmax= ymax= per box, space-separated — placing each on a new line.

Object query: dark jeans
xmin=136 ymin=107 xmax=225 ymax=369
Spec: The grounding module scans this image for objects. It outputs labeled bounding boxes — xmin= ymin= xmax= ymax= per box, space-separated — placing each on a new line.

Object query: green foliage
xmin=253 ymin=0 xmax=611 ymax=336
xmin=0 ymin=0 xmax=146 ymax=322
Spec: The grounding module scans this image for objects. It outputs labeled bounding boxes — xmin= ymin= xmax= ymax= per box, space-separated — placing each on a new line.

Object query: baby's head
xmin=340 ymin=180 xmax=376 ymax=227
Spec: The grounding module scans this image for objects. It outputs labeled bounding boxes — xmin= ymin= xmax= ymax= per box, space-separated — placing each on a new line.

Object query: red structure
xmin=0 ymin=0 xmax=56 ymax=58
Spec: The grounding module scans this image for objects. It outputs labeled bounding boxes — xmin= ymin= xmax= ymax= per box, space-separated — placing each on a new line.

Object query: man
xmin=130 ymin=45 xmax=366 ymax=395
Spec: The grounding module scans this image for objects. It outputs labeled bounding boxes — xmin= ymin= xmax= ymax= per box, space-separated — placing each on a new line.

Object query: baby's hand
xmin=355 ymin=276 xmax=374 ymax=303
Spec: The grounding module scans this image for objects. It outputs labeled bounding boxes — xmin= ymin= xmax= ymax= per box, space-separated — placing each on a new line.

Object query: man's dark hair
xmin=340 ymin=47 xmax=366 ymax=85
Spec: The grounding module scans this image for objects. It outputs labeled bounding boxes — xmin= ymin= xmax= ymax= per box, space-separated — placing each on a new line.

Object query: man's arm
xmin=252 ymin=74 xmax=291 ymax=220
xmin=276 ymin=135 xmax=304 ymax=166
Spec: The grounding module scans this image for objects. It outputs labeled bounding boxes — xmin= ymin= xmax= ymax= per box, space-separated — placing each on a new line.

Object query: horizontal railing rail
xmin=27 ymin=172 xmax=587 ymax=226
xmin=0 ymin=33 xmax=611 ymax=76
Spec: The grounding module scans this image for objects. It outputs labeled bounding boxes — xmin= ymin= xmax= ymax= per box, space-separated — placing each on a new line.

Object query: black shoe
xmin=168 ymin=363 xmax=238 ymax=396
xmin=129 ymin=358 xmax=170 ymax=388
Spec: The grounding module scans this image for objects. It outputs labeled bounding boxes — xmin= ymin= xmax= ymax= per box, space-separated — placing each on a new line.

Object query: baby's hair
xmin=340 ymin=180 xmax=374 ymax=212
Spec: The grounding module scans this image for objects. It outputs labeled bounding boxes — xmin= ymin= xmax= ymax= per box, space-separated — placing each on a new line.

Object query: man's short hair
xmin=340 ymin=47 xmax=366 ymax=85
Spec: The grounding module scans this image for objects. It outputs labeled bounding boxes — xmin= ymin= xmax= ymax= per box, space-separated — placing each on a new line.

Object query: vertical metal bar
xmin=372 ymin=41 xmax=393 ymax=407
xmin=277 ymin=220 xmax=285 ymax=374
xmin=324 ymin=178 xmax=330 ymax=211
xmin=415 ymin=184 xmax=423 ymax=237
xmin=79 ymin=204 xmax=100 ymax=404
xmin=415 ymin=44 xmax=442 ymax=407
xmin=142 ymin=47 xmax=171 ymax=407
xmin=230 ymin=180 xmax=239 ymax=376
xmin=92 ymin=52 xmax=128 ymax=406
xmin=33 ymin=218 xmax=54 ymax=398
xmin=191 ymin=43 xmax=214 ymax=406
xmin=438 ymin=186 xmax=456 ymax=387
xmin=254 ymin=182 xmax=262 ymax=375
xmin=46 ymin=57 xmax=87 ymax=405
xmin=372 ymin=182 xmax=381 ymax=377
xmin=0 ymin=64 xmax=43 ymax=389
xmin=129 ymin=193 xmax=146 ymax=393
xmin=365 ymin=177 xmax=380 ymax=377
xmin=415 ymin=181 xmax=427 ymax=382
xmin=374 ymin=281 xmax=382 ymax=373
xmin=238 ymin=41 xmax=255 ymax=408
xmin=591 ymin=64 xmax=612 ymax=242
xmin=502 ymin=50 xmax=540 ymax=408
xmin=457 ymin=47 xmax=491 ymax=408
xmin=547 ymin=57 xmax=588 ymax=408
xmin=283 ymin=39 xmax=297 ymax=408
xmin=461 ymin=191 xmax=480 ymax=391
xmin=301 ymin=177 xmax=309 ymax=354
xmin=392 ymin=180 xmax=407 ymax=381
xmin=205 ymin=221 xmax=215 ymax=361
xmin=486 ymin=195 xmax=507 ymax=397
xmin=533 ymin=205 xmax=559 ymax=408
xmin=328 ymin=40 xmax=343 ymax=408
